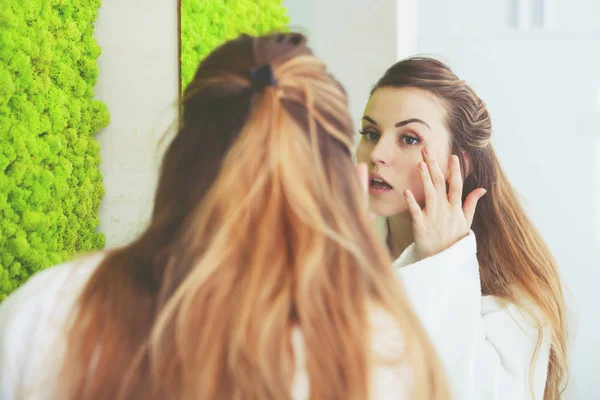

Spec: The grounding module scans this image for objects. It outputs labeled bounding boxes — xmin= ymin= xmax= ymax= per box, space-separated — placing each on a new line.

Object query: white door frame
xmin=396 ymin=0 xmax=418 ymax=60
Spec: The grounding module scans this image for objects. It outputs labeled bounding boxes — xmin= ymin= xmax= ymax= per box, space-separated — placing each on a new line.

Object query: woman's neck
xmin=386 ymin=212 xmax=414 ymax=261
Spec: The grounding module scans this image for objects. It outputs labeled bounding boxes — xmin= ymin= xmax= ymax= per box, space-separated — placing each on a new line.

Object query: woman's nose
xmin=370 ymin=136 xmax=394 ymax=166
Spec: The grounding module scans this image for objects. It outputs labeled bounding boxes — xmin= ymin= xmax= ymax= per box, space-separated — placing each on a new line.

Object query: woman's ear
xmin=461 ymin=150 xmax=473 ymax=178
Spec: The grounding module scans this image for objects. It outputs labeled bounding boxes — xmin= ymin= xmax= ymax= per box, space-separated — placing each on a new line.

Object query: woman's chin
xmin=368 ymin=196 xmax=407 ymax=217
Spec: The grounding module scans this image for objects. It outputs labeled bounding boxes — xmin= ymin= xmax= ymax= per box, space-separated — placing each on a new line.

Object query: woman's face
xmin=356 ymin=86 xmax=452 ymax=217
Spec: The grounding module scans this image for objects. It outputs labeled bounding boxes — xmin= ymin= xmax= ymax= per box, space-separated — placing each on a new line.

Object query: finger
xmin=423 ymin=147 xmax=446 ymax=195
xmin=404 ymin=189 xmax=424 ymax=223
xmin=448 ymin=155 xmax=463 ymax=206
xmin=356 ymin=163 xmax=369 ymax=207
xmin=418 ymin=161 xmax=436 ymax=212
xmin=463 ymin=188 xmax=487 ymax=227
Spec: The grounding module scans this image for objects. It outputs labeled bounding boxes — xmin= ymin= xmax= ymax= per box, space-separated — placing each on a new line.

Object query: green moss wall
xmin=180 ymin=0 xmax=289 ymax=91
xmin=0 ymin=0 xmax=109 ymax=300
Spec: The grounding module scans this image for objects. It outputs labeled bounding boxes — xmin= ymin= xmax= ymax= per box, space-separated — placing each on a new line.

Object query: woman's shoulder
xmin=0 ymin=252 xmax=107 ymax=398
xmin=482 ymin=288 xmax=547 ymax=330
xmin=367 ymin=304 xmax=405 ymax=358
xmin=291 ymin=304 xmax=409 ymax=399
xmin=0 ymin=252 xmax=107 ymax=345
xmin=367 ymin=305 xmax=411 ymax=399
xmin=481 ymin=291 xmax=551 ymax=360
xmin=0 ymin=252 xmax=106 ymax=319
xmin=291 ymin=304 xmax=405 ymax=363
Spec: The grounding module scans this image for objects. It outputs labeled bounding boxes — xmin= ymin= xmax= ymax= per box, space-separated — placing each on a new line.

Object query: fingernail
xmin=481 ymin=189 xmax=487 ymax=196
xmin=418 ymin=162 xmax=426 ymax=170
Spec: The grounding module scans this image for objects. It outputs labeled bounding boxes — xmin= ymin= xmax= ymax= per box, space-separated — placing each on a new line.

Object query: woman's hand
xmin=404 ymin=148 xmax=486 ymax=260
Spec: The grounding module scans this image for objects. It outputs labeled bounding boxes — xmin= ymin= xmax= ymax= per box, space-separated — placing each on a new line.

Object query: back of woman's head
xmin=373 ymin=56 xmax=568 ymax=399
xmin=59 ymin=35 xmax=448 ymax=400
xmin=152 ymin=33 xmax=354 ymax=234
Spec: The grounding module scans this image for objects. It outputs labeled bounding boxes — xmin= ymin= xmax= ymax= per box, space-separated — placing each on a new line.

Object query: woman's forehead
xmin=364 ymin=87 xmax=448 ymax=129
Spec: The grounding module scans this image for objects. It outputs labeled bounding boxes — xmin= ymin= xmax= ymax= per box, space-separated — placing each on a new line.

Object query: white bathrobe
xmin=0 ymin=232 xmax=550 ymax=399
xmin=0 ymin=253 xmax=409 ymax=400
xmin=396 ymin=231 xmax=551 ymax=399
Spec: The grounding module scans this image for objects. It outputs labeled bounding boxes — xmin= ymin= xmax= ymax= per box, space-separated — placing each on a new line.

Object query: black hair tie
xmin=250 ymin=64 xmax=277 ymax=91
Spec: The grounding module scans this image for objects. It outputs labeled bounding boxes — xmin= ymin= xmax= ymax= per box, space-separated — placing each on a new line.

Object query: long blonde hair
xmin=58 ymin=34 xmax=448 ymax=399
xmin=373 ymin=56 xmax=568 ymax=399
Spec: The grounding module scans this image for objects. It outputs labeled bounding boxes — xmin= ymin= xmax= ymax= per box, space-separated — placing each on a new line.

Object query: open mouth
xmin=370 ymin=174 xmax=393 ymax=194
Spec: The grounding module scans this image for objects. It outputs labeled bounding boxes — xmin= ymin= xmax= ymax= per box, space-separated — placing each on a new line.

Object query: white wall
xmin=284 ymin=0 xmax=397 ymax=128
xmin=94 ymin=1 xmax=179 ymax=248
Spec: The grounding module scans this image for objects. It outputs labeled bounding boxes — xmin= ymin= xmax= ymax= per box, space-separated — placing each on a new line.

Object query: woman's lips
xmin=369 ymin=174 xmax=393 ymax=195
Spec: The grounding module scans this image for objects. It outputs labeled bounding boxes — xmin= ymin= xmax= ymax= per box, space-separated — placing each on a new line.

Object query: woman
xmin=357 ymin=57 xmax=568 ymax=400
xmin=0 ymin=34 xmax=449 ymax=399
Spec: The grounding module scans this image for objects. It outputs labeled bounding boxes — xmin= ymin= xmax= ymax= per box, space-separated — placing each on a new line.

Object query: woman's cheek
xmin=355 ymin=140 xmax=370 ymax=164
xmin=407 ymin=168 xmax=426 ymax=208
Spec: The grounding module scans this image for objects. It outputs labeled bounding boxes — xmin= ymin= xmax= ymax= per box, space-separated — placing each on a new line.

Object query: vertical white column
xmin=518 ymin=0 xmax=531 ymax=31
xmin=532 ymin=0 xmax=546 ymax=29
xmin=95 ymin=0 xmax=179 ymax=248
xmin=597 ymin=83 xmax=600 ymax=251
xmin=396 ymin=0 xmax=417 ymax=60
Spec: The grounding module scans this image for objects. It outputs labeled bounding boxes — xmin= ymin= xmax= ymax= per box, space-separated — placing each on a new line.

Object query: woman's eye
xmin=401 ymin=135 xmax=420 ymax=146
xmin=359 ymin=130 xmax=380 ymax=142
